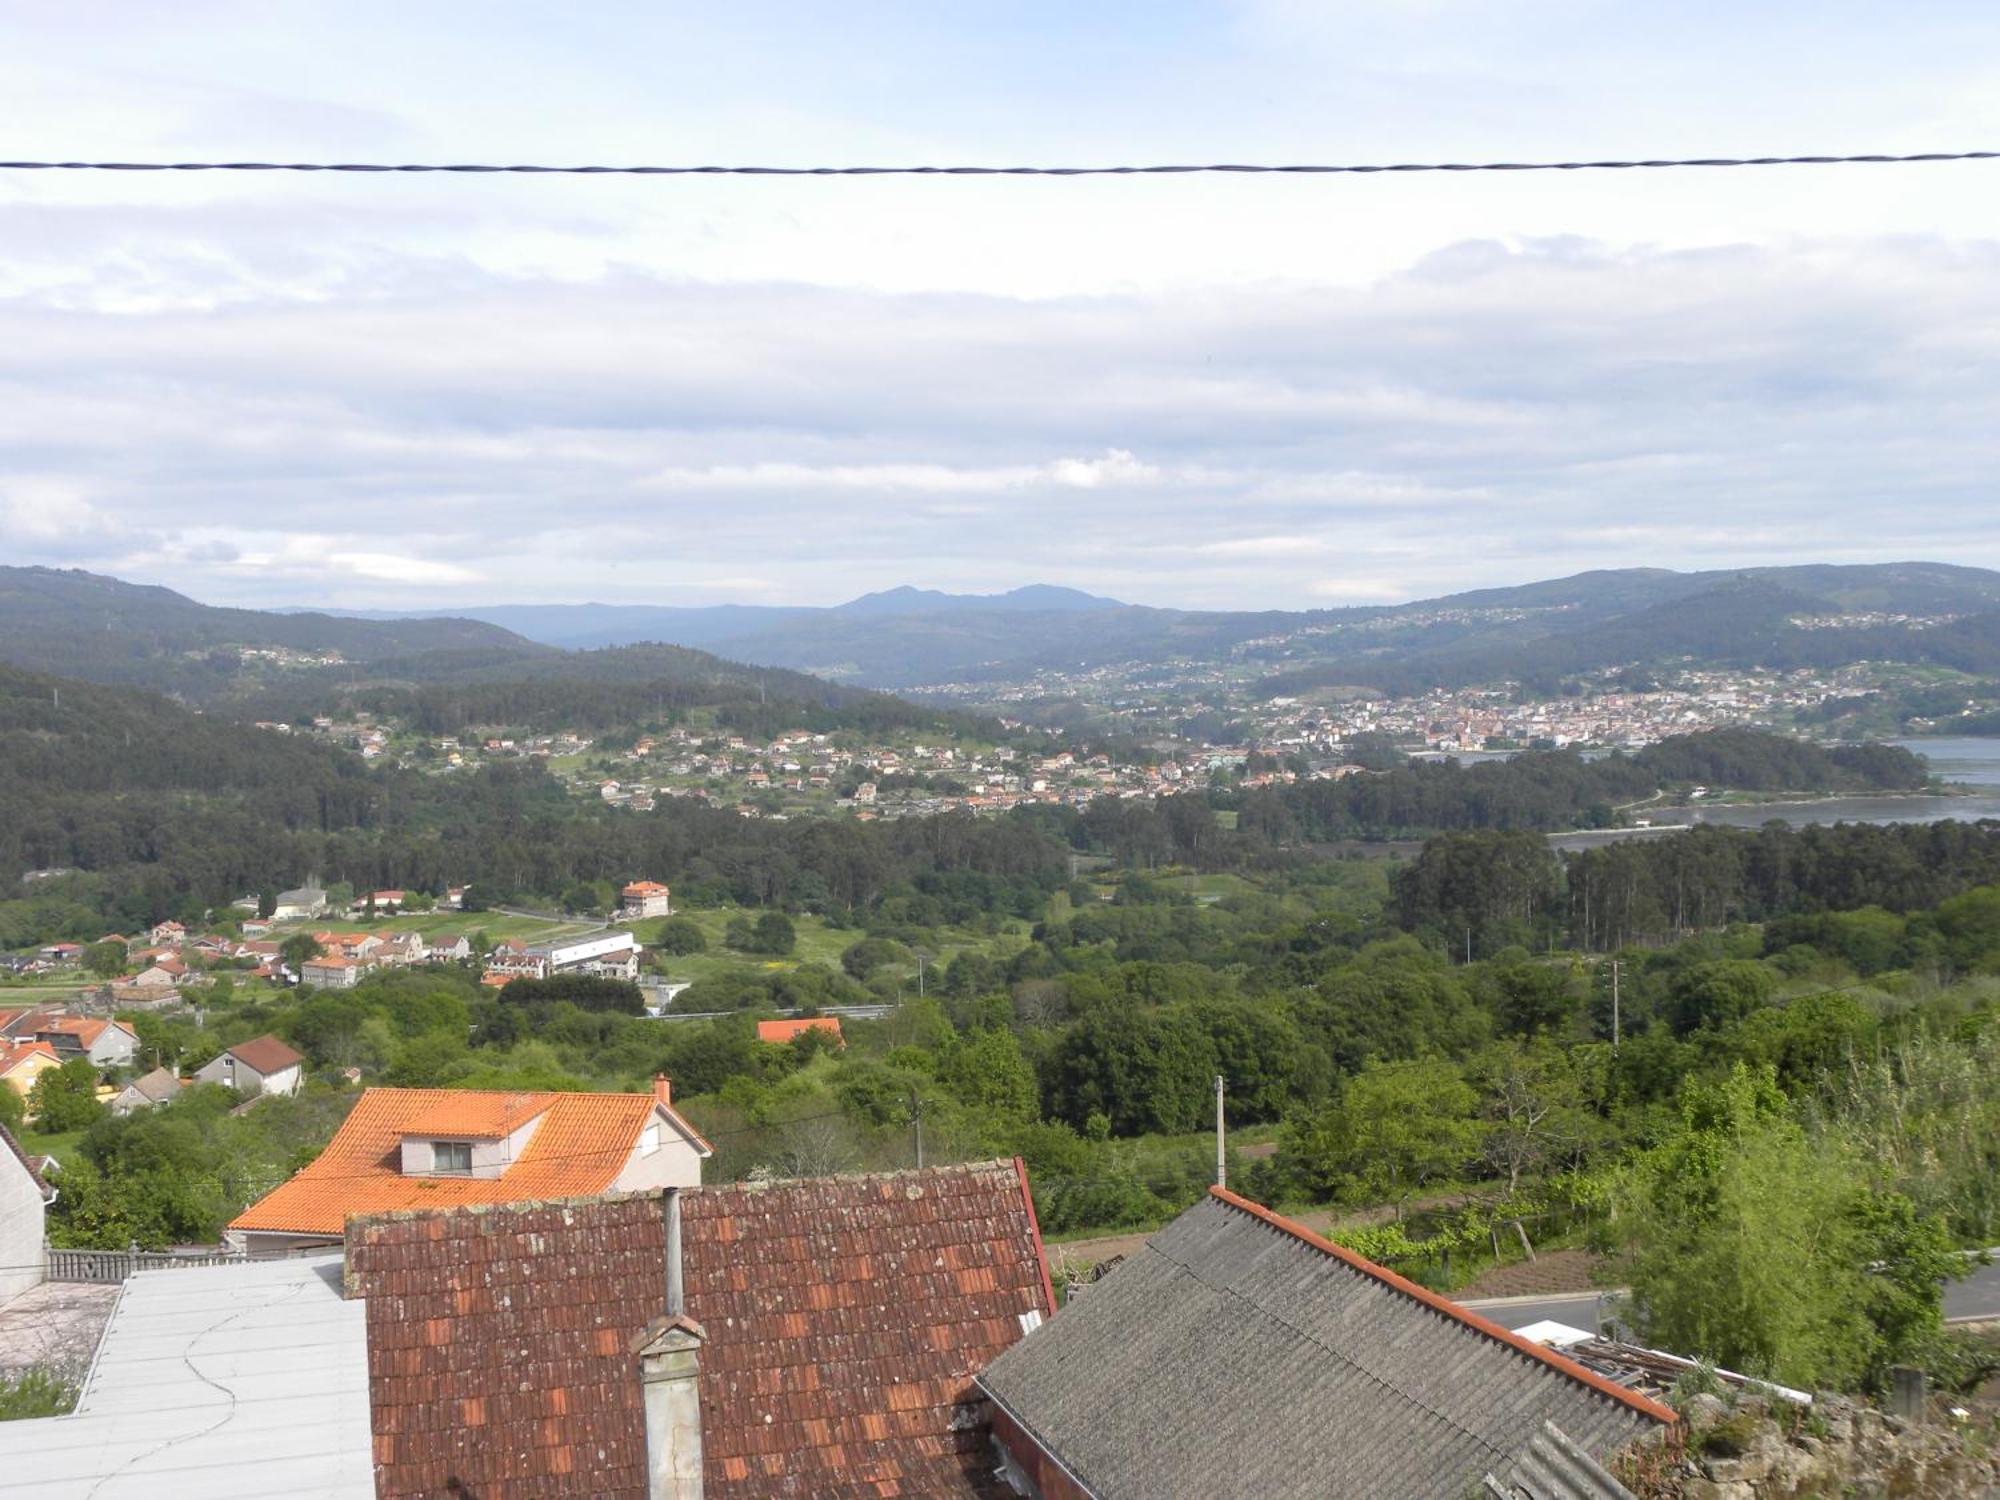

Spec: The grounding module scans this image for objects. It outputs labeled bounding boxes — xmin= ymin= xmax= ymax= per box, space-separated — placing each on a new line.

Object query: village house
xmin=111 ymin=1065 xmax=185 ymax=1116
xmin=195 ymin=1035 xmax=304 ymax=1100
xmin=525 ymin=930 xmax=642 ymax=981
xmin=0 ymin=1041 xmax=64 ymax=1098
xmin=0 ymin=1158 xmax=1050 ymax=1498
xmin=35 ymin=1017 xmax=138 ymax=1069
xmin=301 ymin=954 xmax=366 ymax=988
xmin=427 ymin=933 xmax=472 ymax=963
xmin=225 ymin=1077 xmax=711 ymax=1254
xmin=272 ymin=885 xmax=327 ymax=920
xmin=0 ymin=1127 xmax=52 ymax=1307
xmin=621 ymin=879 xmax=672 ymax=918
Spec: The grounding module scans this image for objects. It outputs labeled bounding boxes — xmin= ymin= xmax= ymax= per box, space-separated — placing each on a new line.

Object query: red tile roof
xmin=226 ymin=1034 xmax=304 ymax=1076
xmin=345 ymin=1160 xmax=1054 ymax=1499
xmin=230 ymin=1086 xmax=711 ymax=1235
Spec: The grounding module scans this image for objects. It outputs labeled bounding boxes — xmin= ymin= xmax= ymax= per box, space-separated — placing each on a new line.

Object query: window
xmin=433 ymin=1141 xmax=473 ymax=1175
xmin=638 ymin=1122 xmax=661 ymax=1158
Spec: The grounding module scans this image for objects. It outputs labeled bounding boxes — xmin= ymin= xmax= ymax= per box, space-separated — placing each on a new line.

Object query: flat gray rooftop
xmin=0 ymin=1255 xmax=372 ymax=1498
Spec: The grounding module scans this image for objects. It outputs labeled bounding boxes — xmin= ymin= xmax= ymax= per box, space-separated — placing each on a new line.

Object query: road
xmin=1462 ymin=1252 xmax=2000 ymax=1334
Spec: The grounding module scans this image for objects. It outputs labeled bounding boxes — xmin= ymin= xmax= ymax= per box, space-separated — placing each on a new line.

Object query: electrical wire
xmin=0 ymin=151 xmax=1994 ymax=178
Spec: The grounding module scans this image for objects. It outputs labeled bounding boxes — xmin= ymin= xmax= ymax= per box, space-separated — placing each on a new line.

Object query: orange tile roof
xmin=230 ymin=1086 xmax=712 ymax=1236
xmin=399 ymin=1093 xmax=550 ymax=1139
xmin=755 ymin=1016 xmax=843 ymax=1044
xmin=0 ymin=1041 xmax=60 ymax=1075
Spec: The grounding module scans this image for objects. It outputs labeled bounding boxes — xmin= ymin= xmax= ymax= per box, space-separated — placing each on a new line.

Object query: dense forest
xmin=0 ymin=662 xmax=1945 ymax=954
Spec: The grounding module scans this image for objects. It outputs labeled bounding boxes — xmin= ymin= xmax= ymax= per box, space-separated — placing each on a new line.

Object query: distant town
xmin=243 ymin=658 xmax=1941 ymax=824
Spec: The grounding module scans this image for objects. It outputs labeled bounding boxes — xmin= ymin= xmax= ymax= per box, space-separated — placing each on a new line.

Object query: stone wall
xmin=1629 ymin=1388 xmax=2000 ymax=1499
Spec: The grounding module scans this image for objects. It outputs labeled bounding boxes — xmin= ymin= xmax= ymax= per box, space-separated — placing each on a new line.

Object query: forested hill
xmin=0 ymin=567 xmax=541 ymax=695
xmin=226 ymin=642 xmax=1003 ymax=741
xmin=1235 ymin=730 xmax=1930 ymax=844
xmin=280 ymin=559 xmax=2000 ymax=694
xmin=1 ymin=569 xmax=991 ymax=739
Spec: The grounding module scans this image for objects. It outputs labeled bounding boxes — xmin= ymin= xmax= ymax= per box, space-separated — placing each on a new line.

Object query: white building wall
xmin=0 ymin=1149 xmax=45 ymax=1306
xmin=88 ymin=1028 xmax=137 ymax=1069
xmin=610 ymin=1109 xmax=707 ymax=1192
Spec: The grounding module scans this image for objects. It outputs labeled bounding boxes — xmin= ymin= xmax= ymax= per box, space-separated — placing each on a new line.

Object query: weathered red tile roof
xmin=226 ymin=1034 xmax=304 ymax=1075
xmin=345 ymin=1159 xmax=1056 ymax=1499
xmin=230 ymin=1086 xmax=711 ymax=1236
xmin=756 ymin=1015 xmax=844 ymax=1045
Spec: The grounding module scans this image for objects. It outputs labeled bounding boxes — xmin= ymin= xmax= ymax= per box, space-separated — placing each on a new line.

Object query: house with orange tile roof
xmin=0 ymin=1042 xmax=64 ymax=1099
xmin=621 ymin=879 xmax=672 ymax=917
xmin=301 ymin=954 xmax=367 ymax=989
xmin=755 ymin=1015 xmax=844 ymax=1047
xmin=227 ymin=1076 xmax=712 ymax=1254
xmin=194 ymin=1034 xmax=304 ymax=1100
xmin=33 ymin=1016 xmax=138 ymax=1069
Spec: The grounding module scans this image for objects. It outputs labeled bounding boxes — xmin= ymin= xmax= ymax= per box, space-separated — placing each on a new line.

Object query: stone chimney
xmin=638 ymin=1186 xmax=702 ymax=1498
xmin=637 ymin=1315 xmax=705 ymax=1500
xmin=654 ymin=1073 xmax=673 ymax=1108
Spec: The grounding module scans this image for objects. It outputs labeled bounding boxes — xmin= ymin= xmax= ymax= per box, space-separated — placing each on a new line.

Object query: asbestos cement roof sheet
xmin=977 ymin=1190 xmax=1672 ymax=1500
xmin=0 ymin=1255 xmax=372 ymax=1499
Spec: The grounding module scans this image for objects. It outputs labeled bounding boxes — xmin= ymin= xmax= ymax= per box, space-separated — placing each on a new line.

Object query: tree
xmin=1666 ymin=959 xmax=1777 ymax=1035
xmin=1470 ymin=1039 xmax=1594 ymax=1193
xmin=279 ymin=933 xmax=323 ymax=973
xmin=82 ymin=941 xmax=126 ymax=979
xmin=652 ymin=917 xmax=708 ymax=956
xmin=936 ymin=1028 xmax=1038 ymax=1125
xmin=752 ymin=911 xmax=797 ymax=956
xmin=1276 ymin=1057 xmax=1483 ymax=1206
xmin=28 ymin=1059 xmax=105 ymax=1134
xmin=1617 ymin=1064 xmax=1958 ymax=1390
xmin=841 ymin=936 xmax=910 ymax=981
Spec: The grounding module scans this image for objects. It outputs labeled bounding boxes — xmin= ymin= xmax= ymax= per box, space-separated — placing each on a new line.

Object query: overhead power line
xmin=0 ymin=150 xmax=1994 ymax=178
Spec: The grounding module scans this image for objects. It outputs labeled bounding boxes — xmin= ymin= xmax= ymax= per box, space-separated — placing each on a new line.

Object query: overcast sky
xmin=5 ymin=1 xmax=2000 ymax=611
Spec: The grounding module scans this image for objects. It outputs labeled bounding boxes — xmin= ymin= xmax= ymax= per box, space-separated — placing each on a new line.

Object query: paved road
xmin=1463 ymin=1253 xmax=2000 ymax=1334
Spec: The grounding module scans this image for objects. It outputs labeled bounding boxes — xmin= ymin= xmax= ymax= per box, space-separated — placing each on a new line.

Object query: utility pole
xmin=909 ymin=1091 xmax=926 ymax=1170
xmin=1213 ymin=1075 xmax=1227 ymax=1189
xmin=1609 ymin=958 xmax=1622 ymax=1049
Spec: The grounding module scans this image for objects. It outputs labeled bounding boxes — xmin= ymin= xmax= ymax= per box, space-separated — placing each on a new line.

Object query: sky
xmin=5 ymin=1 xmax=2000 ymax=612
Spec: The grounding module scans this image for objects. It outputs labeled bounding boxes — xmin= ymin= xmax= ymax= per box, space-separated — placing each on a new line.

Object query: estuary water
xmin=1547 ymin=737 xmax=2000 ymax=851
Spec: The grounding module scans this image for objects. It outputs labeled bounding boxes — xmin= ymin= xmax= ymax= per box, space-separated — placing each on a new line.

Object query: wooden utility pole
xmin=1214 ymin=1075 xmax=1227 ymax=1189
xmin=909 ymin=1091 xmax=926 ymax=1170
xmin=1609 ymin=959 xmax=1622 ymax=1049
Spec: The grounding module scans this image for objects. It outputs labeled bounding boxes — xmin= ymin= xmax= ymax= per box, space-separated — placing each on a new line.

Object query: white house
xmin=35 ymin=1018 xmax=139 ymax=1069
xmin=0 ymin=1127 xmax=50 ymax=1306
xmin=196 ymin=1036 xmax=304 ymax=1098
xmin=226 ymin=1077 xmax=710 ymax=1254
xmin=111 ymin=1066 xmax=185 ymax=1116
xmin=272 ymin=886 xmax=327 ymax=921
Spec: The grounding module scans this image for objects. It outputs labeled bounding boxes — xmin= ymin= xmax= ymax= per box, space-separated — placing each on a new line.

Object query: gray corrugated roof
xmin=0 ymin=1255 xmax=371 ymax=1498
xmin=978 ymin=1194 xmax=1667 ymax=1500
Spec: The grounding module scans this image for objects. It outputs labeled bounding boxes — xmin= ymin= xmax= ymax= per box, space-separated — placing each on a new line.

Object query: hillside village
xmin=229 ymin=660 xmax=1937 ymax=831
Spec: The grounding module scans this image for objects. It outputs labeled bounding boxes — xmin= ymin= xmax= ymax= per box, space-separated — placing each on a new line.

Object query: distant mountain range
xmin=11 ymin=562 xmax=2000 ymax=716
xmin=301 ymin=562 xmax=2000 ymax=695
xmin=314 ymin=583 xmax=1124 ymax=650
